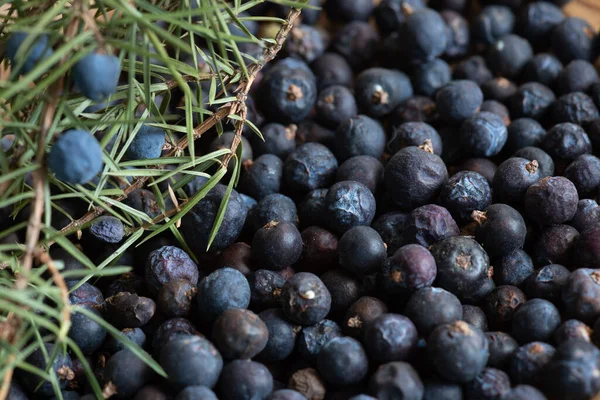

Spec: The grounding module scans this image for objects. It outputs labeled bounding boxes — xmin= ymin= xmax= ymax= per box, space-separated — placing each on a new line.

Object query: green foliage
xmin=0 ymin=0 xmax=308 ymax=396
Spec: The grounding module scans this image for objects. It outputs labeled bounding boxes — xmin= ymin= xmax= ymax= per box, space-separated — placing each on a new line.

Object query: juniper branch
xmin=37 ymin=3 xmax=305 ymax=248
xmin=0 ymin=4 xmax=82 ymax=397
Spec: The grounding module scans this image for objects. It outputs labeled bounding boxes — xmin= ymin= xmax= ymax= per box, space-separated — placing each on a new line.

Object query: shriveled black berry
xmin=552 ymin=92 xmax=599 ymax=126
xmin=462 ymin=305 xmax=488 ymax=332
xmin=257 ymin=308 xmax=297 ymax=362
xmin=100 ymin=292 xmax=156 ymax=329
xmin=343 ymin=296 xmax=388 ymax=339
xmin=404 ymin=287 xmax=462 ymax=337
xmin=465 ymin=368 xmax=511 ymax=400
xmin=521 ymin=53 xmax=563 ymax=87
xmin=431 ymin=236 xmax=490 ymax=301
xmin=280 ymin=272 xmax=331 ymax=325
xmin=440 ymin=171 xmax=492 ymax=225
xmin=436 ymin=80 xmax=483 ymax=123
xmin=494 ymin=249 xmax=534 ymax=287
xmin=401 ymin=204 xmax=459 ymax=248
xmin=212 ymin=308 xmax=268 ymax=359
xmin=554 ymin=319 xmax=592 ymax=344
xmin=336 ymin=155 xmax=384 ymax=196
xmin=385 ymin=146 xmax=448 ymax=210
xmin=551 ymin=17 xmax=598 ymax=63
xmin=317 ymin=337 xmax=369 ymax=386
xmin=249 ymin=269 xmax=286 ymax=310
xmin=543 ymin=122 xmax=592 ymax=162
xmin=217 ymin=360 xmax=273 ymax=400
xmin=388 ymin=122 xmax=442 ymax=156
xmin=145 ymin=246 xmax=199 ymax=296
xmin=325 ymin=180 xmax=376 ymax=235
xmin=365 ymin=313 xmax=418 ymax=363
xmin=459 ymin=111 xmax=508 ymax=157
xmin=321 ymin=269 xmax=363 ymax=313
xmin=486 ymin=331 xmax=519 ymax=368
xmin=295 ymin=226 xmax=338 ymax=275
xmin=512 ymin=146 xmax=554 ymax=178
xmin=86 ymin=216 xmax=124 ymax=246
xmin=428 ymin=321 xmax=489 ymax=383
xmin=157 ymin=279 xmax=197 ymax=318
xmin=380 ymin=244 xmax=437 ymax=295
xmin=512 ymin=298 xmax=561 ymax=343
xmin=369 ymin=362 xmax=424 ymax=400
xmin=252 ymin=221 xmax=302 ymax=271
xmin=483 ymin=285 xmax=527 ymax=331
xmin=284 ymin=143 xmax=338 ymax=193
xmin=472 ymin=5 xmax=515 ymax=46
xmin=492 ymin=157 xmax=542 ymax=204
xmin=508 ymin=82 xmax=555 ymax=121
xmin=355 ymin=68 xmax=413 ymax=118
xmin=296 ymin=319 xmax=342 ymax=360
xmin=335 ymin=115 xmax=386 ymax=161
xmin=507 ymin=342 xmax=555 ymax=385
xmin=525 ymin=177 xmax=579 ymax=226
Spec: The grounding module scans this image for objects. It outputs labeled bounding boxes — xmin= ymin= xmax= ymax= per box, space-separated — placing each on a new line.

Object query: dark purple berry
xmin=280 ymin=272 xmax=331 ymax=325
xmin=212 ymin=308 xmax=268 ymax=359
